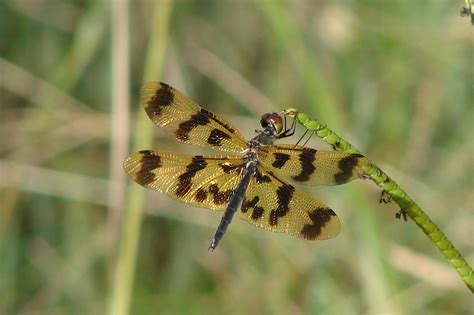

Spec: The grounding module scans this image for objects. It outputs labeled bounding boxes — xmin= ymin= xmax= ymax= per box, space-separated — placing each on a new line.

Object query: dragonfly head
xmin=260 ymin=112 xmax=283 ymax=136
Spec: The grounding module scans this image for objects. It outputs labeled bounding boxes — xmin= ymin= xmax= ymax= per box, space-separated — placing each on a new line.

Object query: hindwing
xmin=239 ymin=165 xmax=341 ymax=240
xmin=124 ymin=150 xmax=245 ymax=210
xmin=258 ymin=144 xmax=368 ymax=186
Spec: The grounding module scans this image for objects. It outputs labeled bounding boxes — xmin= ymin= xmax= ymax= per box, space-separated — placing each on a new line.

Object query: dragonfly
xmin=124 ymin=82 xmax=369 ymax=250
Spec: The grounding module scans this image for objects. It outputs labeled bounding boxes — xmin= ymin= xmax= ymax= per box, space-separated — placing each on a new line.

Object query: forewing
xmin=124 ymin=150 xmax=245 ymax=210
xmin=141 ymin=82 xmax=248 ymax=152
xmin=239 ymin=166 xmax=341 ymax=240
xmin=259 ymin=144 xmax=368 ymax=186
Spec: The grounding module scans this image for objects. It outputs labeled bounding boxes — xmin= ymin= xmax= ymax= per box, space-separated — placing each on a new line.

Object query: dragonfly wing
xmin=239 ymin=165 xmax=341 ymax=240
xmin=141 ymin=82 xmax=248 ymax=153
xmin=124 ymin=150 xmax=246 ymax=210
xmin=258 ymin=144 xmax=368 ymax=186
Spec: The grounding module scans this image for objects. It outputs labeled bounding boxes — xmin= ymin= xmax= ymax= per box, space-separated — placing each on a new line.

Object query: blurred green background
xmin=1 ymin=0 xmax=473 ymax=314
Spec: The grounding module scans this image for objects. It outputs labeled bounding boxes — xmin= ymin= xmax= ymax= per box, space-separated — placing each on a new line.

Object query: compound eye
xmin=260 ymin=112 xmax=283 ymax=134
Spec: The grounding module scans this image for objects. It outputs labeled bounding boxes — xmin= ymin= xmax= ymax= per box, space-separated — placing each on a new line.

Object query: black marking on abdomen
xmin=209 ymin=163 xmax=256 ymax=250
xmin=334 ymin=154 xmax=363 ymax=184
xmin=272 ymin=153 xmax=290 ymax=169
xmin=144 ymin=82 xmax=174 ymax=118
xmin=176 ymin=156 xmax=207 ymax=197
xmin=301 ymin=208 xmax=336 ymax=239
xmin=292 ymin=148 xmax=316 ymax=182
xmin=207 ymin=128 xmax=231 ymax=146
xmin=135 ymin=150 xmax=161 ymax=186
xmin=269 ymin=184 xmax=295 ymax=226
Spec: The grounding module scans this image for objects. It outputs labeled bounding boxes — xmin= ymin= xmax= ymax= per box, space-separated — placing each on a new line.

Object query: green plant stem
xmin=461 ymin=0 xmax=474 ymax=25
xmin=283 ymin=109 xmax=474 ymax=293
xmin=107 ymin=2 xmax=172 ymax=315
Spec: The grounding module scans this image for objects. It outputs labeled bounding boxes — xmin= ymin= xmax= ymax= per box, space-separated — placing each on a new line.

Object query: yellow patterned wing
xmin=239 ymin=166 xmax=341 ymax=240
xmin=258 ymin=144 xmax=368 ymax=186
xmin=141 ymin=82 xmax=248 ymax=153
xmin=123 ymin=150 xmax=245 ymax=210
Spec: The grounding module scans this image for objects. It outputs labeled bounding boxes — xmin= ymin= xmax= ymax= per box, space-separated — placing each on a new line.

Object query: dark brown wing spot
xmin=195 ymin=188 xmax=208 ymax=202
xmin=251 ymin=206 xmax=264 ymax=220
xmin=220 ymin=163 xmax=243 ymax=174
xmin=241 ymin=196 xmax=259 ymax=213
xmin=214 ymin=189 xmax=233 ymax=205
xmin=301 ymin=208 xmax=336 ymax=239
xmin=255 ymin=169 xmax=271 ymax=183
xmin=292 ymin=148 xmax=316 ymax=182
xmin=269 ymin=184 xmax=295 ymax=226
xmin=272 ymin=153 xmax=290 ymax=169
xmin=176 ymin=156 xmax=207 ymax=197
xmin=135 ymin=150 xmax=161 ymax=186
xmin=209 ymin=184 xmax=219 ymax=193
xmin=241 ymin=196 xmax=264 ymax=220
xmin=207 ymin=128 xmax=231 ymax=146
xmin=176 ymin=111 xmax=211 ymax=141
xmin=241 ymin=198 xmax=249 ymax=213
xmin=144 ymin=82 xmax=174 ymax=118
xmin=200 ymin=108 xmax=236 ymax=134
xmin=334 ymin=154 xmax=363 ymax=184
xmin=176 ymin=108 xmax=237 ymax=142
xmin=209 ymin=183 xmax=233 ymax=205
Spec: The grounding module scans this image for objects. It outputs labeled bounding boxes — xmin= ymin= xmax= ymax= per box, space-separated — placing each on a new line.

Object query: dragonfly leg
xmin=379 ymin=190 xmax=392 ymax=204
xmin=395 ymin=208 xmax=408 ymax=221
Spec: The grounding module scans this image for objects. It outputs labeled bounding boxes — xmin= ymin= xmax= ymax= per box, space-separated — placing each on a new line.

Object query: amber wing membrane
xmin=141 ymin=82 xmax=248 ymax=153
xmin=123 ymin=150 xmax=246 ymax=210
xmin=239 ymin=166 xmax=341 ymax=240
xmin=258 ymin=144 xmax=369 ymax=186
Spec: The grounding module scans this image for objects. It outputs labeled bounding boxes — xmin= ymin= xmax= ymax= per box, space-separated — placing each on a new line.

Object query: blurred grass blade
xmin=256 ymin=0 xmax=342 ymax=128
xmin=108 ymin=0 xmax=131 ymax=242
xmin=107 ymin=1 xmax=173 ymax=315
xmin=51 ymin=1 xmax=108 ymax=90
